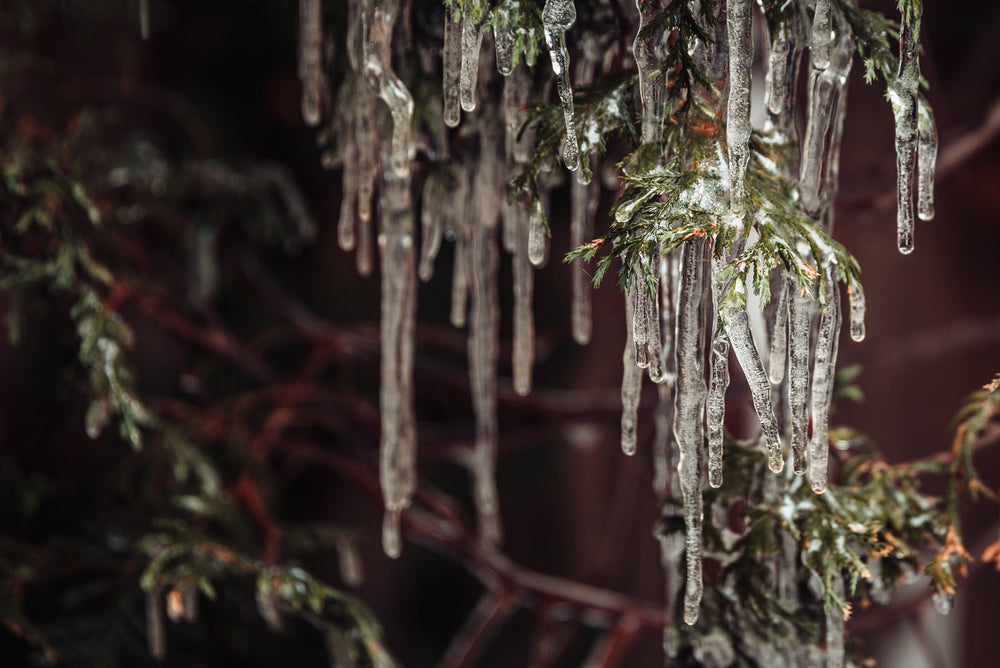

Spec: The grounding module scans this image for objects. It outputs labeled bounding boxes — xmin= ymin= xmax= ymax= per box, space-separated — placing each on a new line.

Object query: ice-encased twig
xmin=460 ymin=10 xmax=485 ymax=112
xmin=542 ymin=0 xmax=580 ymax=171
xmin=727 ymin=0 xmax=753 ymax=215
xmin=443 ymin=5 xmax=462 ymax=127
xmin=298 ymin=0 xmax=323 ymax=126
xmin=788 ymin=272 xmax=813 ymax=475
xmin=808 ymin=264 xmax=841 ymax=494
xmin=889 ymin=1 xmax=922 ymax=254
xmin=621 ymin=285 xmax=642 ymax=456
xmin=674 ymin=239 xmax=708 ymax=625
xmin=917 ymin=94 xmax=938 ymax=221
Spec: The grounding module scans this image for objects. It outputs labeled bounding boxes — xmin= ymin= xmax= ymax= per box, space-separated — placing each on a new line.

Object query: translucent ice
xmin=299 ymin=0 xmax=324 ymax=126
xmin=542 ymin=0 xmax=580 ymax=170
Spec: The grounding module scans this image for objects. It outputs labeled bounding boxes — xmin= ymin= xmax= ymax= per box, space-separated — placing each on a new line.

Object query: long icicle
xmin=917 ymin=94 xmax=938 ymax=221
xmin=459 ymin=9 xmax=485 ymax=112
xmin=889 ymin=1 xmax=922 ymax=254
xmin=298 ymin=0 xmax=324 ymax=126
xmin=675 ymin=239 xmax=708 ymax=625
xmin=443 ymin=4 xmax=462 ymax=127
xmin=788 ymin=272 xmax=813 ymax=475
xmin=621 ymin=281 xmax=642 ymax=456
xmin=809 ymin=264 xmax=841 ymax=494
xmin=727 ymin=0 xmax=753 ymax=215
xmin=706 ymin=320 xmax=729 ymax=488
xmin=542 ymin=0 xmax=580 ymax=171
xmin=512 ymin=201 xmax=535 ymax=397
xmin=570 ymin=160 xmax=597 ymax=344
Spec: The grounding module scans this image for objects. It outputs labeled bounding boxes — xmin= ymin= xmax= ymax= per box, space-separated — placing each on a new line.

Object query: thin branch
xmin=437 ymin=588 xmax=520 ymax=668
xmin=582 ymin=614 xmax=643 ymax=668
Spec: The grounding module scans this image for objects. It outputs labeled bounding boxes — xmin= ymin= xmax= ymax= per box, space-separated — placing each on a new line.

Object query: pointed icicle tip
xmin=382 ymin=508 xmax=403 ymax=558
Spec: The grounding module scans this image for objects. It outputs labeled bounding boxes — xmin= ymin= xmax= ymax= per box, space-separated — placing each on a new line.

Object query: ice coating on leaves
xmin=570 ymin=161 xmax=596 ymax=344
xmin=917 ymin=95 xmax=938 ymax=221
xmin=707 ymin=327 xmax=729 ymax=488
xmin=527 ymin=200 xmax=547 ymax=266
xmin=800 ymin=28 xmax=853 ymax=216
xmin=825 ymin=573 xmax=846 ymax=668
xmin=362 ymin=0 xmax=415 ymax=179
xmin=634 ymin=0 xmax=669 ymax=145
xmin=788 ymin=274 xmax=813 ymax=475
xmin=542 ymin=0 xmax=580 ymax=171
xmin=298 ymin=0 xmax=323 ymax=126
xmin=674 ymin=240 xmax=708 ymax=625
xmin=378 ymin=175 xmax=418 ymax=555
xmin=512 ymin=202 xmax=535 ymax=396
xmin=727 ymin=0 xmax=753 ymax=215
xmin=468 ymin=208 xmax=502 ymax=543
xmin=460 ymin=12 xmax=485 ymax=112
xmin=809 ymin=265 xmax=841 ymax=494
xmin=621 ymin=288 xmax=642 ymax=456
xmin=443 ymin=6 xmax=462 ymax=127
xmin=769 ymin=277 xmax=788 ymax=384
xmin=890 ymin=2 xmax=922 ymax=254
xmin=848 ymin=279 xmax=865 ymax=342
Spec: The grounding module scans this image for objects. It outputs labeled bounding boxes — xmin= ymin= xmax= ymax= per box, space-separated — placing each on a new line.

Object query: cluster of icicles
xmin=299 ymin=0 xmax=937 ymax=645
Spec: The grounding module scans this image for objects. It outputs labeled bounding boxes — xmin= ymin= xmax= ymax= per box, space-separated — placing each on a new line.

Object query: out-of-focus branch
xmin=437 ymin=588 xmax=520 ymax=668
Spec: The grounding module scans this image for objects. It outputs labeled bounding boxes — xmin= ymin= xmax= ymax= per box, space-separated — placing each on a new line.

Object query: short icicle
xmin=621 ymin=285 xmax=642 ymax=456
xmin=674 ymin=239 xmax=708 ymax=625
xmin=459 ymin=10 xmax=485 ymax=112
xmin=527 ymin=199 xmax=547 ymax=266
xmin=787 ymin=272 xmax=813 ymax=475
xmin=917 ymin=94 xmax=938 ymax=221
xmin=726 ymin=0 xmax=753 ymax=215
xmin=889 ymin=1 xmax=922 ymax=254
xmin=808 ymin=264 xmax=841 ymax=494
xmin=418 ymin=171 xmax=447 ymax=281
xmin=298 ymin=0 xmax=324 ymax=126
xmin=542 ymin=0 xmax=580 ymax=171
xmin=848 ymin=278 xmax=865 ymax=342
xmin=494 ymin=1 xmax=515 ymax=76
xmin=632 ymin=265 xmax=650 ymax=369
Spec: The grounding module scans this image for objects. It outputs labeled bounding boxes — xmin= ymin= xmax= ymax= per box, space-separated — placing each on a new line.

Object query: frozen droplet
xmin=299 ymin=0 xmax=324 ymax=126
xmin=917 ymin=95 xmax=937 ymax=221
xmin=443 ymin=6 xmax=462 ymax=127
xmin=542 ymin=0 xmax=580 ymax=171
xmin=460 ymin=12 xmax=485 ymax=112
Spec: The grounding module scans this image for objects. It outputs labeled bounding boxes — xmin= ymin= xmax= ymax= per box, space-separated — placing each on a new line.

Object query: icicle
xmin=706 ymin=326 xmax=729 ymax=488
xmin=932 ymin=589 xmax=954 ymax=615
xmin=653 ymin=254 xmax=679 ymax=493
xmin=419 ymin=172 xmax=446 ymax=281
xmin=647 ymin=277 xmax=665 ymax=382
xmin=494 ymin=1 xmax=515 ymax=76
xmin=889 ymin=2 xmax=922 ymax=254
xmin=810 ymin=0 xmax=834 ymax=71
xmin=459 ymin=11 xmax=485 ymax=112
xmin=848 ymin=278 xmax=865 ymax=342
xmin=527 ymin=200 xmax=547 ymax=266
xmin=762 ymin=8 xmax=805 ymax=142
xmin=338 ymin=121 xmax=359 ymax=252
xmin=299 ymin=0 xmax=324 ymax=126
xmin=382 ymin=508 xmax=402 ymax=558
xmin=621 ymin=286 xmax=642 ymax=456
xmin=504 ymin=63 xmax=534 ymax=166
xmin=634 ymin=0 xmax=669 ymax=145
xmin=769 ymin=277 xmax=788 ymax=384
xmin=674 ymin=239 xmax=708 ymax=625
xmin=451 ymin=237 xmax=469 ymax=327
xmin=917 ymin=95 xmax=938 ymax=221
xmin=727 ymin=0 xmax=753 ymax=215
xmin=138 ymin=0 xmax=150 ymax=40
xmin=336 ymin=536 xmax=365 ymax=587
xmin=542 ymin=0 xmax=580 ymax=171
xmin=378 ymin=158 xmax=418 ymax=557
xmin=825 ymin=573 xmax=846 ymax=668
xmin=788 ymin=273 xmax=813 ymax=475
xmin=363 ymin=0 xmax=415 ymax=178
xmin=570 ymin=161 xmax=597 ymax=344
xmin=443 ymin=5 xmax=462 ymax=127
xmin=800 ymin=28 xmax=854 ymax=216
xmin=632 ymin=268 xmax=650 ymax=369
xmin=512 ymin=203 xmax=535 ymax=396
xmin=356 ymin=204 xmax=374 ymax=276
xmin=468 ymin=206 xmax=502 ymax=543
xmin=145 ymin=587 xmax=165 ymax=660
xmin=809 ymin=265 xmax=841 ymax=494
